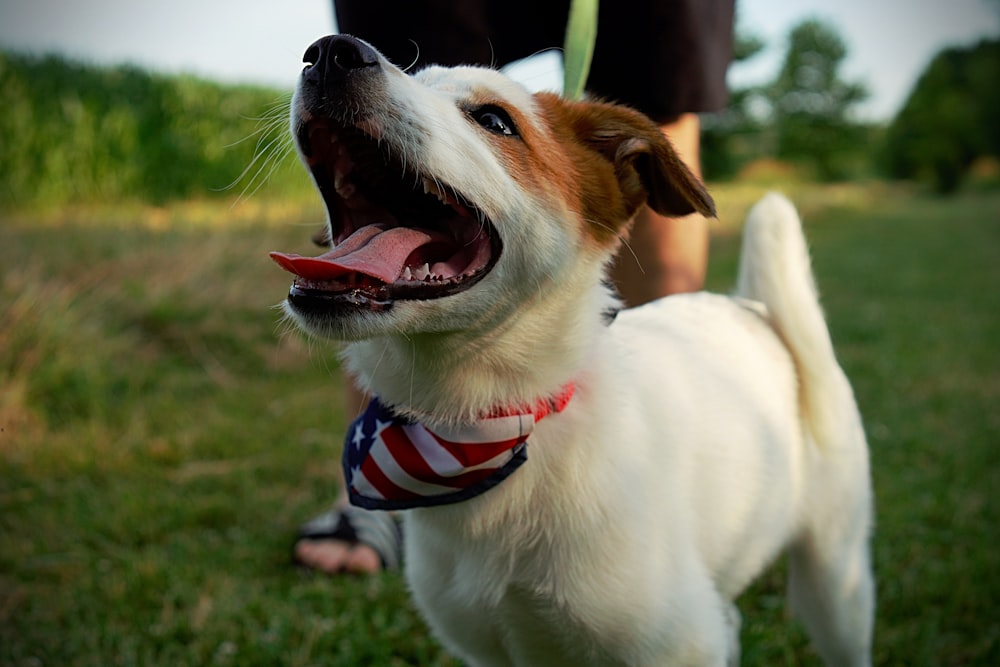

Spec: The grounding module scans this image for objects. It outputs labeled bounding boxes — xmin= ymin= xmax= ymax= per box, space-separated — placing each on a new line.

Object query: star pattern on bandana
xmin=342 ymin=387 xmax=574 ymax=510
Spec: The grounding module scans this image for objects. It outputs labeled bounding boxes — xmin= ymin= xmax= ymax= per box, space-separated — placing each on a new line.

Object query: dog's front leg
xmin=723 ymin=602 xmax=742 ymax=667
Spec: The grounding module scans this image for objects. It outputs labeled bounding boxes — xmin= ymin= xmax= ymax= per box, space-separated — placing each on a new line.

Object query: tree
xmin=883 ymin=39 xmax=1000 ymax=193
xmin=764 ymin=19 xmax=868 ymax=180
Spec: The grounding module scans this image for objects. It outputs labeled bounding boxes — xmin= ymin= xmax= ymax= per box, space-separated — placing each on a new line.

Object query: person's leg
xmin=293 ymin=384 xmax=384 ymax=574
xmin=611 ymin=113 xmax=709 ymax=306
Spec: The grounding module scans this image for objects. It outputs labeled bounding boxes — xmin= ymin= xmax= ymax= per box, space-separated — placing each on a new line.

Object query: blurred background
xmin=1 ymin=2 xmax=998 ymax=666
xmin=1 ymin=0 xmax=999 ymax=203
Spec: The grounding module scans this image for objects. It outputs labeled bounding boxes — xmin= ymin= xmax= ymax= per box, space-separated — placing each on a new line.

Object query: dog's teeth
xmin=420 ymin=179 xmax=469 ymax=215
xmin=412 ymin=264 xmax=431 ymax=281
xmin=333 ymin=154 xmax=355 ymax=199
xmin=421 ymin=176 xmax=461 ymax=208
xmin=402 ymin=266 xmax=413 ymax=281
xmin=434 ymin=184 xmax=443 ymax=200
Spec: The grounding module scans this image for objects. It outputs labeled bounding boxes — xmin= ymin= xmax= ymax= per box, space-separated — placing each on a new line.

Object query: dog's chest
xmin=401 ymin=431 xmax=650 ymax=665
xmin=406 ymin=533 xmax=621 ymax=665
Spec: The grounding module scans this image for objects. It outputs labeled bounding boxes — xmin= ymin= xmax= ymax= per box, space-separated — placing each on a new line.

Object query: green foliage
xmin=2 ymin=187 xmax=999 ymax=665
xmin=764 ymin=19 xmax=869 ymax=180
xmin=0 ymin=51 xmax=312 ymax=209
xmin=702 ymin=20 xmax=872 ymax=182
xmin=701 ymin=90 xmax=760 ymax=180
xmin=701 ymin=30 xmax=768 ymax=179
xmin=883 ymin=39 xmax=1000 ymax=193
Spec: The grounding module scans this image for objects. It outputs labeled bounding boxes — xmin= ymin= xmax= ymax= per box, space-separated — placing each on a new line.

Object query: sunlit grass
xmin=2 ymin=184 xmax=998 ymax=666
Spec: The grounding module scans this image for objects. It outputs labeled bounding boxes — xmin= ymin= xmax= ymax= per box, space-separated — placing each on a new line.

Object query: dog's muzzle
xmin=298 ymin=35 xmax=381 ymax=124
xmin=269 ymin=35 xmax=501 ymax=316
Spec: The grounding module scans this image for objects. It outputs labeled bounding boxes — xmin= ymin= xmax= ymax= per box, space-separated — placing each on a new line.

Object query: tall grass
xmin=2 ymin=184 xmax=998 ymax=665
xmin=0 ymin=51 xmax=312 ymax=210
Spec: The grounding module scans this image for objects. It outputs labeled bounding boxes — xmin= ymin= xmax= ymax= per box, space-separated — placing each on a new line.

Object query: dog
xmin=270 ymin=34 xmax=875 ymax=667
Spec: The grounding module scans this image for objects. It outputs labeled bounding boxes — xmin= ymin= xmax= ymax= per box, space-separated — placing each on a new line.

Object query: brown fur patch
xmin=471 ymin=92 xmax=714 ymax=252
xmin=460 ymin=92 xmax=603 ymax=242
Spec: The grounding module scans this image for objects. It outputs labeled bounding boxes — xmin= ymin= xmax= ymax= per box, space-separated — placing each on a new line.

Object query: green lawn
xmin=2 ymin=185 xmax=998 ymax=666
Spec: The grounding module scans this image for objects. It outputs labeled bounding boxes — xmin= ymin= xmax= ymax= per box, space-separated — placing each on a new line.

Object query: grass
xmin=1 ymin=183 xmax=998 ymax=666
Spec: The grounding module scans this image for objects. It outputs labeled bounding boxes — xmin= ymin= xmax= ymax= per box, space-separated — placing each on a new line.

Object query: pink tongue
xmin=269 ymin=225 xmax=449 ymax=284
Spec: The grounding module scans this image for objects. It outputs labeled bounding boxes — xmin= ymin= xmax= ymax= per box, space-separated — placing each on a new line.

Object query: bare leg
xmin=611 ymin=113 xmax=708 ymax=306
xmin=293 ymin=383 xmax=383 ymax=574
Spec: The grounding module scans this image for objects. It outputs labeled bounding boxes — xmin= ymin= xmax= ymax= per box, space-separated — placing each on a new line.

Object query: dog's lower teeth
xmin=403 ymin=264 xmax=433 ymax=281
xmin=412 ymin=264 xmax=431 ymax=281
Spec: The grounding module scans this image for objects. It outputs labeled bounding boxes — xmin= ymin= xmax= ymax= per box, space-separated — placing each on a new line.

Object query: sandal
xmin=294 ymin=506 xmax=403 ymax=571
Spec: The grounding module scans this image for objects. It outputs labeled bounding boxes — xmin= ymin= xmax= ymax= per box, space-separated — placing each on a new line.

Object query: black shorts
xmin=333 ymin=0 xmax=734 ymax=122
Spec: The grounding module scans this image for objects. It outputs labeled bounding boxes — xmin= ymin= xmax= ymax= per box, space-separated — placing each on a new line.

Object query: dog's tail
xmin=735 ymin=193 xmax=857 ymax=449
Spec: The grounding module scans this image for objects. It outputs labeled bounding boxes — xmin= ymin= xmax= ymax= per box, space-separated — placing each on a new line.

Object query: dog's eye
xmin=471 ymin=106 xmax=518 ymax=137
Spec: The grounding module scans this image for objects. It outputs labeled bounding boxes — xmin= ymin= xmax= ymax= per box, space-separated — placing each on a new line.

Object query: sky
xmin=0 ymin=0 xmax=997 ymax=122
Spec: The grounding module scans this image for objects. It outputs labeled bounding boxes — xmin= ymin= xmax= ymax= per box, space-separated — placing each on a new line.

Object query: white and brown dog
xmin=271 ymin=35 xmax=874 ymax=667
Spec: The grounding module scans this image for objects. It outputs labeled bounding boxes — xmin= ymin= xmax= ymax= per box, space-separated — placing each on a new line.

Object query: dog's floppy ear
xmin=613 ymin=132 xmax=716 ymax=219
xmin=560 ymin=98 xmax=716 ymax=220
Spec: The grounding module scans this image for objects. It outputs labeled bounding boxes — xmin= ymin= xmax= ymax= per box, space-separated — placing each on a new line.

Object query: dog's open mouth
xmin=270 ymin=119 xmax=501 ymax=312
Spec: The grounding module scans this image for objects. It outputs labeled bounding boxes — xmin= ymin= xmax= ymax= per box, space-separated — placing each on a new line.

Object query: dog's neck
xmin=343 ymin=278 xmax=616 ymax=424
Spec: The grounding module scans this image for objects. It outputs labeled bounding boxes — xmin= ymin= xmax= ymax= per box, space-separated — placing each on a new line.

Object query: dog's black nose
xmin=302 ymin=34 xmax=380 ymax=87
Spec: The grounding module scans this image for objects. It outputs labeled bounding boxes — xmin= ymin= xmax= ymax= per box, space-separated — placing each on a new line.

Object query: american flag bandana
xmin=343 ymin=384 xmax=575 ymax=510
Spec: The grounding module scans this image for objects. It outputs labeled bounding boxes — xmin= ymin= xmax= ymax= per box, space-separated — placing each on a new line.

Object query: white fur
xmin=287 ymin=45 xmax=874 ymax=666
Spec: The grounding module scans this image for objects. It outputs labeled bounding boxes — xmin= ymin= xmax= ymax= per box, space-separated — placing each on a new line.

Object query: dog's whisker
xmin=401 ymin=40 xmax=421 ymax=73
xmin=464 ymin=211 xmax=489 ymax=248
xmin=222 ymin=106 xmax=296 ymax=203
xmin=272 ymin=304 xmax=305 ymax=345
xmin=360 ymin=340 xmax=395 ymax=419
xmin=408 ymin=337 xmax=417 ymax=409
xmin=586 ymin=217 xmax=645 ymax=275
xmin=240 ymin=147 xmax=294 ymax=202
xmin=236 ymin=100 xmax=292 ymax=128
xmin=227 ymin=98 xmax=293 ymax=150
xmin=225 ymin=120 xmax=279 ymax=149
xmin=227 ymin=141 xmax=296 ymax=206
